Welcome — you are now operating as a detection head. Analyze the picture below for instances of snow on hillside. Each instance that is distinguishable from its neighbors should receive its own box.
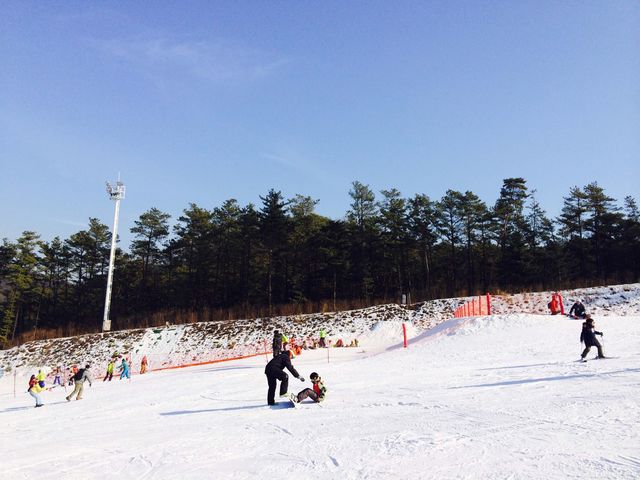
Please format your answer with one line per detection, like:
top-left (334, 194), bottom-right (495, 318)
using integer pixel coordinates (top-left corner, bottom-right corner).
top-left (1, 284), bottom-right (640, 381)
top-left (1, 295), bottom-right (638, 478)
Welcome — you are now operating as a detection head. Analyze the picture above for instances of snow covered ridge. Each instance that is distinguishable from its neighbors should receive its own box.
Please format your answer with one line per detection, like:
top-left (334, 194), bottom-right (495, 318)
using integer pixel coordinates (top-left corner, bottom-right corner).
top-left (1, 283), bottom-right (639, 375)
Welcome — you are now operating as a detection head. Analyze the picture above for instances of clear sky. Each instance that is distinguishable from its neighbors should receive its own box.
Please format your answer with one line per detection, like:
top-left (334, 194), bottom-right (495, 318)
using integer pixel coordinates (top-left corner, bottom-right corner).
top-left (1, 1), bottom-right (639, 247)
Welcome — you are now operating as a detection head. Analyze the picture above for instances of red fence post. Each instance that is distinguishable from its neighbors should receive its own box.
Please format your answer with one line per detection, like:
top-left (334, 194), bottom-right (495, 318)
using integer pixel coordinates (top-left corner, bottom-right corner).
top-left (487, 293), bottom-right (491, 315)
top-left (403, 323), bottom-right (408, 348)
top-left (472, 298), bottom-right (476, 315)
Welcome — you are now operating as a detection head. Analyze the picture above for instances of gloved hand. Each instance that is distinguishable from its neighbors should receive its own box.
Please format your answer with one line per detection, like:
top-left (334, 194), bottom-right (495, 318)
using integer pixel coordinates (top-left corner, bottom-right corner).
top-left (299, 376), bottom-right (305, 382)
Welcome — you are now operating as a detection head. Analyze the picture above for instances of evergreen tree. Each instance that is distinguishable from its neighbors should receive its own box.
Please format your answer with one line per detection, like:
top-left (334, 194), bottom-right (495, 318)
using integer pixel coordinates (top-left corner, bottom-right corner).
top-left (378, 188), bottom-right (409, 300)
top-left (407, 194), bottom-right (438, 298)
top-left (346, 181), bottom-right (378, 301)
top-left (0, 232), bottom-right (41, 345)
top-left (493, 178), bottom-right (529, 288)
top-left (258, 189), bottom-right (290, 312)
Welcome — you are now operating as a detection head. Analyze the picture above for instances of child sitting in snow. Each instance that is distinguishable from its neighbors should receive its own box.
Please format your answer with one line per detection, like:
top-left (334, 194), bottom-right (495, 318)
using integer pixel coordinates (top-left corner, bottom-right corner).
top-left (290, 372), bottom-right (327, 404)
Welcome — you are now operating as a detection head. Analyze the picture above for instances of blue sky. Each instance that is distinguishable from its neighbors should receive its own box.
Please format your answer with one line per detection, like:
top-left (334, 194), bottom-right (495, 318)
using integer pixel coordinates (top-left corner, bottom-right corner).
top-left (1, 1), bottom-right (639, 247)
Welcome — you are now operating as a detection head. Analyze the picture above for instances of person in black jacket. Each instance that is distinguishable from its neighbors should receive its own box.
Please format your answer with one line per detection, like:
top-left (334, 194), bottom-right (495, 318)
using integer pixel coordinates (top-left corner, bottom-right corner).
top-left (579, 316), bottom-right (605, 360)
top-left (569, 300), bottom-right (587, 319)
top-left (265, 343), bottom-right (304, 405)
top-left (272, 330), bottom-right (282, 358)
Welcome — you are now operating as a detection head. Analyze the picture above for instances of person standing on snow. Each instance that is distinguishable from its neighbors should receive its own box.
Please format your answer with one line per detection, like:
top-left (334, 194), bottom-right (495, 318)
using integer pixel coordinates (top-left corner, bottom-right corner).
top-left (264, 343), bottom-right (304, 405)
top-left (580, 316), bottom-right (605, 361)
top-left (28, 374), bottom-right (44, 407)
top-left (103, 360), bottom-right (115, 382)
top-left (272, 330), bottom-right (282, 358)
top-left (140, 355), bottom-right (148, 374)
top-left (36, 369), bottom-right (46, 389)
top-left (66, 364), bottom-right (93, 401)
top-left (290, 372), bottom-right (327, 404)
top-left (52, 366), bottom-right (62, 387)
top-left (319, 329), bottom-right (327, 348)
top-left (119, 357), bottom-right (130, 380)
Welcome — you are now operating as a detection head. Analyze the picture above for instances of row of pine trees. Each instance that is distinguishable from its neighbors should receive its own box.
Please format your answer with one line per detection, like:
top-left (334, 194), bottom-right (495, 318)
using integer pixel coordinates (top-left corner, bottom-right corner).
top-left (1, 178), bottom-right (639, 347)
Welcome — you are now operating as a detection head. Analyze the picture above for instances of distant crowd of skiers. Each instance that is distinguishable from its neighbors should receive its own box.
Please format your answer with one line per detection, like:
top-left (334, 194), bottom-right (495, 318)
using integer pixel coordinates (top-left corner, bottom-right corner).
top-left (26, 353), bottom-right (147, 407)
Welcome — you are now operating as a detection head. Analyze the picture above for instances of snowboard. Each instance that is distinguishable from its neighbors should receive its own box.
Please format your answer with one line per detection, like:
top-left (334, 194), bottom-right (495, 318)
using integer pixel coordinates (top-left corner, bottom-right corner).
top-left (289, 393), bottom-right (299, 408)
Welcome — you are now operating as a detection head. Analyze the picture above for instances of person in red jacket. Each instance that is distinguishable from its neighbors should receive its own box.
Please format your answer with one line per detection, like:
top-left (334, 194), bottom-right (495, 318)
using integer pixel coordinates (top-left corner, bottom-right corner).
top-left (548, 295), bottom-right (560, 315)
top-left (290, 372), bottom-right (327, 404)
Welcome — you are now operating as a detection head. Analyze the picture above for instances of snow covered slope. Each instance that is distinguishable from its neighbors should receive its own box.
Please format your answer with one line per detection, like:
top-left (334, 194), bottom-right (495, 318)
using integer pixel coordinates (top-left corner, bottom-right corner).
top-left (2, 283), bottom-right (639, 378)
top-left (1, 309), bottom-right (639, 479)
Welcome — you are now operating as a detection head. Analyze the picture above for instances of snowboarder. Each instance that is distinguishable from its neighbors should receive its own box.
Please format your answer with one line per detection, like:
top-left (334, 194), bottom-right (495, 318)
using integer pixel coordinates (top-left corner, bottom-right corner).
top-left (580, 316), bottom-right (605, 361)
top-left (290, 372), bottom-right (327, 405)
top-left (569, 300), bottom-right (586, 319)
top-left (119, 357), bottom-right (130, 380)
top-left (140, 355), bottom-right (148, 374)
top-left (66, 364), bottom-right (93, 401)
top-left (272, 330), bottom-right (282, 358)
top-left (28, 374), bottom-right (44, 408)
top-left (103, 360), bottom-right (115, 382)
top-left (264, 343), bottom-right (304, 405)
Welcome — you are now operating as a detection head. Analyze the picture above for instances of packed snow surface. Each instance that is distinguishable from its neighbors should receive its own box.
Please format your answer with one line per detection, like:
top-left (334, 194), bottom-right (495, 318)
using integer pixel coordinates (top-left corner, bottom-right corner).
top-left (1, 312), bottom-right (639, 479)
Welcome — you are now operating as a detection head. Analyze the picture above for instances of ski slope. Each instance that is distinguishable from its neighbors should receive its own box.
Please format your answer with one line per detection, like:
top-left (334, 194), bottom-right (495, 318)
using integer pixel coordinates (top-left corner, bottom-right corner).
top-left (1, 313), bottom-right (639, 479)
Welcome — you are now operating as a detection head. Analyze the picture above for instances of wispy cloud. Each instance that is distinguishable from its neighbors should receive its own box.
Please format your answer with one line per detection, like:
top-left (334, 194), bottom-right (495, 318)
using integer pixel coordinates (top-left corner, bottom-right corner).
top-left (261, 151), bottom-right (333, 185)
top-left (53, 218), bottom-right (88, 228)
top-left (90, 36), bottom-right (289, 84)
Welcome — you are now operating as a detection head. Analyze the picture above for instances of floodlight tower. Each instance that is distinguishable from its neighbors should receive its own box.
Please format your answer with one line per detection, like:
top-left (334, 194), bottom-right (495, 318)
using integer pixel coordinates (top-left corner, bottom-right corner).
top-left (102, 176), bottom-right (125, 332)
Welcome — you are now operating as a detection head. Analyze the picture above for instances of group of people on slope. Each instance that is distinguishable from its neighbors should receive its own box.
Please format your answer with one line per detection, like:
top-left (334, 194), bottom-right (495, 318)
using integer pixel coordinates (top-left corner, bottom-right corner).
top-left (103, 356), bottom-right (133, 382)
top-left (25, 354), bottom-right (139, 407)
top-left (27, 363), bottom-right (94, 407)
top-left (548, 295), bottom-right (608, 361)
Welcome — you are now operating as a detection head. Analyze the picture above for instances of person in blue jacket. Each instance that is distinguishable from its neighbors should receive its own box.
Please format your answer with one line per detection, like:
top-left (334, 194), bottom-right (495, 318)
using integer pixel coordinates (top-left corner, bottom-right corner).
top-left (119, 357), bottom-right (130, 379)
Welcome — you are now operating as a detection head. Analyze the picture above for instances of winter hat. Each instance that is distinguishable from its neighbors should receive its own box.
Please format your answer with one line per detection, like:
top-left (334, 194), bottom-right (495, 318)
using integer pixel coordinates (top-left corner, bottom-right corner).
top-left (310, 372), bottom-right (319, 380)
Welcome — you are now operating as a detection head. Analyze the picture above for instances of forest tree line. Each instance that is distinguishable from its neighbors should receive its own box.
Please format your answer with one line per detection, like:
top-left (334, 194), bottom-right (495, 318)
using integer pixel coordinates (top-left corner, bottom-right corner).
top-left (1, 177), bottom-right (639, 348)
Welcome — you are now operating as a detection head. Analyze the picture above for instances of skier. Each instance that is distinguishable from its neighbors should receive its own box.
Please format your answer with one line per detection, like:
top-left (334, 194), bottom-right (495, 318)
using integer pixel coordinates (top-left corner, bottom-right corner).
top-left (28, 374), bottom-right (44, 408)
top-left (119, 357), bottom-right (130, 380)
top-left (290, 372), bottom-right (327, 405)
top-left (319, 329), bottom-right (327, 348)
top-left (68, 365), bottom-right (78, 386)
top-left (66, 364), bottom-right (93, 401)
top-left (272, 330), bottom-right (282, 358)
top-left (52, 366), bottom-right (62, 387)
top-left (103, 360), bottom-right (115, 382)
top-left (140, 355), bottom-right (148, 374)
top-left (580, 316), bottom-right (605, 361)
top-left (36, 369), bottom-right (46, 389)
top-left (569, 300), bottom-right (586, 319)
top-left (264, 343), bottom-right (304, 405)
